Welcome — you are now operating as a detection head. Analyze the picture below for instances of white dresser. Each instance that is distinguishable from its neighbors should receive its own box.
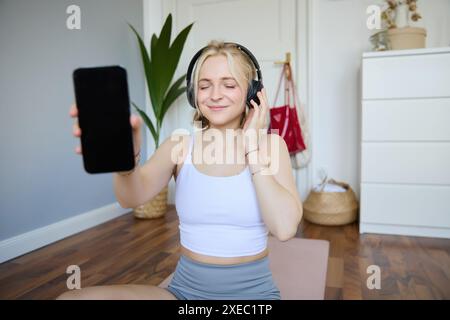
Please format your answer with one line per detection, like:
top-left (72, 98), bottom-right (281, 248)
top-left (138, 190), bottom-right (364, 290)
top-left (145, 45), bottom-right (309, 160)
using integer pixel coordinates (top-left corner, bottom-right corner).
top-left (360, 47), bottom-right (450, 239)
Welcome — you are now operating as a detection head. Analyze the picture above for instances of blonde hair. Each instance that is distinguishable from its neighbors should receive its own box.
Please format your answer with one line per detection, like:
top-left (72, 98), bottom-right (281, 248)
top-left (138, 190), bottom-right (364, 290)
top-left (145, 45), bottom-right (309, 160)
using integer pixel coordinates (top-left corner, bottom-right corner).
top-left (190, 40), bottom-right (257, 130)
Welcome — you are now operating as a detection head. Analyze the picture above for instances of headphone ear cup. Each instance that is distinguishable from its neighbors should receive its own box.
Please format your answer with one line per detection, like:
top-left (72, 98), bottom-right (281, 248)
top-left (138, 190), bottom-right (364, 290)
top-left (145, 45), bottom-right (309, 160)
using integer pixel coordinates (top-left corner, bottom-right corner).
top-left (247, 80), bottom-right (264, 108)
top-left (187, 85), bottom-right (196, 108)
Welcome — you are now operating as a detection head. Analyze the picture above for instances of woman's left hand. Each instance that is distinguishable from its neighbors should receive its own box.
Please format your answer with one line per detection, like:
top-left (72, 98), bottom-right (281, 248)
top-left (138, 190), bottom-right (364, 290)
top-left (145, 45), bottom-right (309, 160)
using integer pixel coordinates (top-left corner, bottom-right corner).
top-left (242, 88), bottom-right (269, 153)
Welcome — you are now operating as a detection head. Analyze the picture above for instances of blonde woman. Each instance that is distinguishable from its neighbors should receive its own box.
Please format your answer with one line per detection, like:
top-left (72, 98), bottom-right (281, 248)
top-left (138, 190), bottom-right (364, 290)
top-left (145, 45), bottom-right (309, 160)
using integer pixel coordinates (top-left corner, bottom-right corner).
top-left (60, 41), bottom-right (303, 300)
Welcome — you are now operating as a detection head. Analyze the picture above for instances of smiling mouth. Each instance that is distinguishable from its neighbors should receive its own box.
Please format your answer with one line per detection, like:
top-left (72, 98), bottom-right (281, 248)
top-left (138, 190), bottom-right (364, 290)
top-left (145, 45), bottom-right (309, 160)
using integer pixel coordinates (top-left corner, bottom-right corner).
top-left (208, 105), bottom-right (228, 110)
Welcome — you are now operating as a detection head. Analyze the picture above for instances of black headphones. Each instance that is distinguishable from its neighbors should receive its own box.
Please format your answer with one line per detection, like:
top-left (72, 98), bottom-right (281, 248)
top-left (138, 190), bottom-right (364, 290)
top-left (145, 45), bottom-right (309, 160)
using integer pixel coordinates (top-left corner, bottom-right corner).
top-left (186, 42), bottom-right (264, 109)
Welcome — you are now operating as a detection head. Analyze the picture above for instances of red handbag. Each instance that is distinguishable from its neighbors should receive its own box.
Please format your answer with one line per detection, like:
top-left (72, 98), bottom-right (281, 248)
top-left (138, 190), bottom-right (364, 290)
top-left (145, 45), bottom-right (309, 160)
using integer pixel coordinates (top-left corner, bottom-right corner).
top-left (268, 63), bottom-right (306, 155)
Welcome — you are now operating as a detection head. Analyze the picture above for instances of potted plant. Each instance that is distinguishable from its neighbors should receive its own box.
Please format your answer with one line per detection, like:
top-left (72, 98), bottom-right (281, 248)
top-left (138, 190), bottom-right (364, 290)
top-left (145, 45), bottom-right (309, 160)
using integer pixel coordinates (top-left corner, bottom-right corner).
top-left (381, 0), bottom-right (426, 50)
top-left (128, 14), bottom-right (193, 219)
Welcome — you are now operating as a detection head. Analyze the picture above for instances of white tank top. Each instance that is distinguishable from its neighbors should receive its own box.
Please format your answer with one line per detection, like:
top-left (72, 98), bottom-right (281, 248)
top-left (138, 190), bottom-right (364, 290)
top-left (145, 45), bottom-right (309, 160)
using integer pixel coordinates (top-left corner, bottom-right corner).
top-left (175, 133), bottom-right (268, 257)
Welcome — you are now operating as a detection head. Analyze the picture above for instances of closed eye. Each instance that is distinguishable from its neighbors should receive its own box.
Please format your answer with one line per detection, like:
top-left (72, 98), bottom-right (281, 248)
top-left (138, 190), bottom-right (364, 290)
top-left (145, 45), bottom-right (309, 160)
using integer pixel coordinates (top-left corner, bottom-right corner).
top-left (199, 85), bottom-right (236, 90)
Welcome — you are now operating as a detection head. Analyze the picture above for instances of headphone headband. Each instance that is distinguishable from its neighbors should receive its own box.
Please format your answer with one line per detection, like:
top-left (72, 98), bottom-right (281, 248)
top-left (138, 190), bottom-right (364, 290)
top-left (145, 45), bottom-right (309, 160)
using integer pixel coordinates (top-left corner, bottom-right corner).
top-left (185, 42), bottom-right (263, 108)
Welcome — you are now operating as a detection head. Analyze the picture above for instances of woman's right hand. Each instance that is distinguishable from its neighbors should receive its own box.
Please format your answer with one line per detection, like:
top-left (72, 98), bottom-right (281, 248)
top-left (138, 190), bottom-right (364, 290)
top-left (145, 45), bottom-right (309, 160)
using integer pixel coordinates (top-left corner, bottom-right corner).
top-left (69, 103), bottom-right (143, 159)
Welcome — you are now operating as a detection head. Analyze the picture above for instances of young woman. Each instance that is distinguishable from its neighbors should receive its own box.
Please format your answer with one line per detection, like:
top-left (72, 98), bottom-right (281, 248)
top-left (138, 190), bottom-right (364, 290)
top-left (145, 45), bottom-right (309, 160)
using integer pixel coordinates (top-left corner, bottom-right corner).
top-left (59, 41), bottom-right (303, 300)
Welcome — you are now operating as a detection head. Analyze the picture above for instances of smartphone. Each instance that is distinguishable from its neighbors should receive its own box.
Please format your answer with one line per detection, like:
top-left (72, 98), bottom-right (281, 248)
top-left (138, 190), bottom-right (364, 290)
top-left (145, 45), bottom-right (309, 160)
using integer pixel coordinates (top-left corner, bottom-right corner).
top-left (72, 66), bottom-right (135, 174)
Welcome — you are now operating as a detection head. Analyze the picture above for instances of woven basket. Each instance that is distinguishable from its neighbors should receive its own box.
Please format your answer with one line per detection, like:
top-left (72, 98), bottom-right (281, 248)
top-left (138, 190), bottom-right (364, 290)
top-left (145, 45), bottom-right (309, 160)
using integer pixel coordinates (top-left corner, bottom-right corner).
top-left (133, 186), bottom-right (169, 219)
top-left (303, 179), bottom-right (359, 226)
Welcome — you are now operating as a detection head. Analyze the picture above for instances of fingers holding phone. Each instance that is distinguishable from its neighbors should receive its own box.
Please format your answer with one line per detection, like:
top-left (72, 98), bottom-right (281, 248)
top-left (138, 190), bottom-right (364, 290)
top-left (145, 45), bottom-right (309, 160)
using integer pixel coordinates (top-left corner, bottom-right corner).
top-left (70, 103), bottom-right (82, 154)
top-left (70, 103), bottom-right (141, 157)
top-left (72, 65), bottom-right (137, 174)
top-left (129, 113), bottom-right (142, 156)
top-left (69, 102), bottom-right (142, 168)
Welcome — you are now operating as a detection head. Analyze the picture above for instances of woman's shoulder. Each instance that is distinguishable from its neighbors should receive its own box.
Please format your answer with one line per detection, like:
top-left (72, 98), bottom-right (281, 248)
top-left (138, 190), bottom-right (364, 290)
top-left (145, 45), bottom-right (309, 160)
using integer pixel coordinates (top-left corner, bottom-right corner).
top-left (263, 133), bottom-right (288, 152)
top-left (159, 132), bottom-right (192, 177)
top-left (259, 133), bottom-right (281, 152)
top-left (159, 132), bottom-right (191, 158)
top-left (160, 131), bottom-right (191, 149)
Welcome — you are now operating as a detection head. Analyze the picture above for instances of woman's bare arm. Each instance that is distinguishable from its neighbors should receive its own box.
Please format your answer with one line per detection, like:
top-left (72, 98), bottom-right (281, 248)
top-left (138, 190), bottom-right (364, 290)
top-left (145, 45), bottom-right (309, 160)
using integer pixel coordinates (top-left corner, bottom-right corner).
top-left (113, 134), bottom-right (188, 208)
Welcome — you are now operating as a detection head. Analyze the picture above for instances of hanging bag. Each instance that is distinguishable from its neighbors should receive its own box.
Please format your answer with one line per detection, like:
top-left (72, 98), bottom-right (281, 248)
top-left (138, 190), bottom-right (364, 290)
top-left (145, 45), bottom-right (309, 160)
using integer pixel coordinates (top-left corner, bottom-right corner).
top-left (268, 63), bottom-right (311, 168)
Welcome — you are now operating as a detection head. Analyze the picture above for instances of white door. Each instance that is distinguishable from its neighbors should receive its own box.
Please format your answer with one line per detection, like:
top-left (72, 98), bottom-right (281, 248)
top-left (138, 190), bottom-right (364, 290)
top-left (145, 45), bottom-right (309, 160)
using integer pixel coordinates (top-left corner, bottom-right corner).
top-left (158, 0), bottom-right (310, 202)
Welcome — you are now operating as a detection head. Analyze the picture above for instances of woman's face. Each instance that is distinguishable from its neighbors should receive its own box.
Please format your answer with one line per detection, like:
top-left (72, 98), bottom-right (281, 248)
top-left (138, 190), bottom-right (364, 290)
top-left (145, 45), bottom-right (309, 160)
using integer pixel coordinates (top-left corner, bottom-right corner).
top-left (196, 55), bottom-right (246, 129)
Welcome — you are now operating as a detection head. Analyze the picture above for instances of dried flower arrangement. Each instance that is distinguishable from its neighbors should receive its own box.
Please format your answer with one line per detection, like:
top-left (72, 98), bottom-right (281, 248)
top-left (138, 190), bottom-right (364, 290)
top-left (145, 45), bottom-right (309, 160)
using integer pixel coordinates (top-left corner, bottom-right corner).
top-left (381, 0), bottom-right (422, 29)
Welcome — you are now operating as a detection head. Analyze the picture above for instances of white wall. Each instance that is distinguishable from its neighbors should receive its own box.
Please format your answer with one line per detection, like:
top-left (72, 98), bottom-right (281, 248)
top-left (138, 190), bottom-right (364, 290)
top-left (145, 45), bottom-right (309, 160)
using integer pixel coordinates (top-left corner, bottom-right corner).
top-left (309, 0), bottom-right (450, 198)
top-left (0, 0), bottom-right (144, 261)
top-left (144, 0), bottom-right (450, 201)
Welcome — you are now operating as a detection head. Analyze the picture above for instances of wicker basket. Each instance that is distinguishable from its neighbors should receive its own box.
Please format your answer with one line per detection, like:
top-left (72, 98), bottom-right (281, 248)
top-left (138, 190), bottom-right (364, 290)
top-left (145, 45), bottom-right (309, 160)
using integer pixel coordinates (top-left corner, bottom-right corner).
top-left (303, 179), bottom-right (359, 226)
top-left (133, 186), bottom-right (169, 219)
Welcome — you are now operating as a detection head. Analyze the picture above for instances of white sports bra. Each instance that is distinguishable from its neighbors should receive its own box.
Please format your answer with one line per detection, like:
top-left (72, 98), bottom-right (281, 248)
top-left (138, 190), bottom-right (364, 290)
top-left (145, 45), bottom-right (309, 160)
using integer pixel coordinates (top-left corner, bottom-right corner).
top-left (175, 133), bottom-right (268, 257)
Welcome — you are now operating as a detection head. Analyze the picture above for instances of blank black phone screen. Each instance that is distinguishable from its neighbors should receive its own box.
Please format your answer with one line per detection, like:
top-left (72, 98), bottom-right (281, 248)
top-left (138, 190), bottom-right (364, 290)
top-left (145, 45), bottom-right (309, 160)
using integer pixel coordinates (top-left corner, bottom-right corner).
top-left (73, 66), bottom-right (135, 174)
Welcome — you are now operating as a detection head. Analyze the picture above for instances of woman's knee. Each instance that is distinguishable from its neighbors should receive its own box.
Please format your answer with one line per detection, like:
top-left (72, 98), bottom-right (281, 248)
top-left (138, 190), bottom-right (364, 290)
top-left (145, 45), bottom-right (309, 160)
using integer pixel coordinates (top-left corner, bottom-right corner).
top-left (56, 289), bottom-right (84, 300)
top-left (55, 285), bottom-right (177, 300)
top-left (56, 286), bottom-right (109, 300)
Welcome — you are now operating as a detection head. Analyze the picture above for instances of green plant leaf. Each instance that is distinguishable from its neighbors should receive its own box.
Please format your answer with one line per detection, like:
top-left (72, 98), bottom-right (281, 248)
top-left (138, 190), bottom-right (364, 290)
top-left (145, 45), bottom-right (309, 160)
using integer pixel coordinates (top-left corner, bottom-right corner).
top-left (155, 17), bottom-right (193, 121)
top-left (151, 14), bottom-right (174, 119)
top-left (155, 14), bottom-right (173, 96)
top-left (151, 34), bottom-right (158, 61)
top-left (132, 102), bottom-right (158, 144)
top-left (158, 13), bottom-right (172, 53)
top-left (161, 74), bottom-right (186, 120)
top-left (128, 23), bottom-right (151, 83)
top-left (148, 33), bottom-right (162, 119)
top-left (150, 34), bottom-right (162, 110)
top-left (128, 23), bottom-right (160, 129)
top-left (164, 22), bottom-right (194, 104)
top-left (163, 87), bottom-right (186, 124)
top-left (128, 16), bottom-right (194, 148)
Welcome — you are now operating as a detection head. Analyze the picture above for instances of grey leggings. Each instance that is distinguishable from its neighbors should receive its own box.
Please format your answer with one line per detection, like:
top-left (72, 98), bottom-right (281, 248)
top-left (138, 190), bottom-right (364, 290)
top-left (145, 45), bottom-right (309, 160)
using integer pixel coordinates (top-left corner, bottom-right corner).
top-left (167, 254), bottom-right (281, 300)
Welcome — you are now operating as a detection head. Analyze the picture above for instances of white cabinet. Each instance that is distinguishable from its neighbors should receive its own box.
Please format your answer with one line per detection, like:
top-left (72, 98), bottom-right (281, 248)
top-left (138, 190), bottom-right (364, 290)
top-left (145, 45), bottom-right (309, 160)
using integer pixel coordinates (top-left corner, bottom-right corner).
top-left (360, 47), bottom-right (450, 239)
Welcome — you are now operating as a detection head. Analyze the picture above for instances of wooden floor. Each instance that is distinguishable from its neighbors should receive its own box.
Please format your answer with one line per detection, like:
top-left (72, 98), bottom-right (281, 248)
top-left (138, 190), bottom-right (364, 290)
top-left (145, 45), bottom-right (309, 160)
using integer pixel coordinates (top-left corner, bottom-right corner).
top-left (0, 205), bottom-right (449, 299)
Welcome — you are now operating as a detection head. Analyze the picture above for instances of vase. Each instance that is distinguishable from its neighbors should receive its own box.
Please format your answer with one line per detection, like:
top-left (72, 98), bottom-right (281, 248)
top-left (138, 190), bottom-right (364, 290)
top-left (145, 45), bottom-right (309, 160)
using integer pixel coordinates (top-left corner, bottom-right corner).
top-left (395, 3), bottom-right (410, 28)
top-left (387, 27), bottom-right (427, 50)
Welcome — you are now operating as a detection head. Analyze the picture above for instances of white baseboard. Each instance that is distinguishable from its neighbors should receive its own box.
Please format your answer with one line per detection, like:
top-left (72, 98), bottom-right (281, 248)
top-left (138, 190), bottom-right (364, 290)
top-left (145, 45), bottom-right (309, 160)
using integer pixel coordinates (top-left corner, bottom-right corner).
top-left (360, 222), bottom-right (450, 239)
top-left (0, 203), bottom-right (130, 264)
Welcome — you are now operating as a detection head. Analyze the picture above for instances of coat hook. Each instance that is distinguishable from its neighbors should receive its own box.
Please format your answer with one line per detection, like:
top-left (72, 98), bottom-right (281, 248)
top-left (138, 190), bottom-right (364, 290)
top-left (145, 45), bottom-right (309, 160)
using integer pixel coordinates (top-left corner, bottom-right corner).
top-left (274, 52), bottom-right (291, 65)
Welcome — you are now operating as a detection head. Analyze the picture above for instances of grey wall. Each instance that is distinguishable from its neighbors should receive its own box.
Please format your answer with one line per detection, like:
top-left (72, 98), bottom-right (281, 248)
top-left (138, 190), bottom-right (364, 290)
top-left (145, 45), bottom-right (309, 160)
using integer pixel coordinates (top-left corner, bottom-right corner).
top-left (0, 0), bottom-right (145, 241)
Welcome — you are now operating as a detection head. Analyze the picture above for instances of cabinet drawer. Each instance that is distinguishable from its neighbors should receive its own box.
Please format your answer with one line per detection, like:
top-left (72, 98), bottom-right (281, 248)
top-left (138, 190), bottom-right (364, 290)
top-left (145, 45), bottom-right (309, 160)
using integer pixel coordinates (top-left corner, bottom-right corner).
top-left (362, 98), bottom-right (450, 141)
top-left (361, 142), bottom-right (450, 184)
top-left (363, 52), bottom-right (450, 99)
top-left (360, 183), bottom-right (450, 228)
